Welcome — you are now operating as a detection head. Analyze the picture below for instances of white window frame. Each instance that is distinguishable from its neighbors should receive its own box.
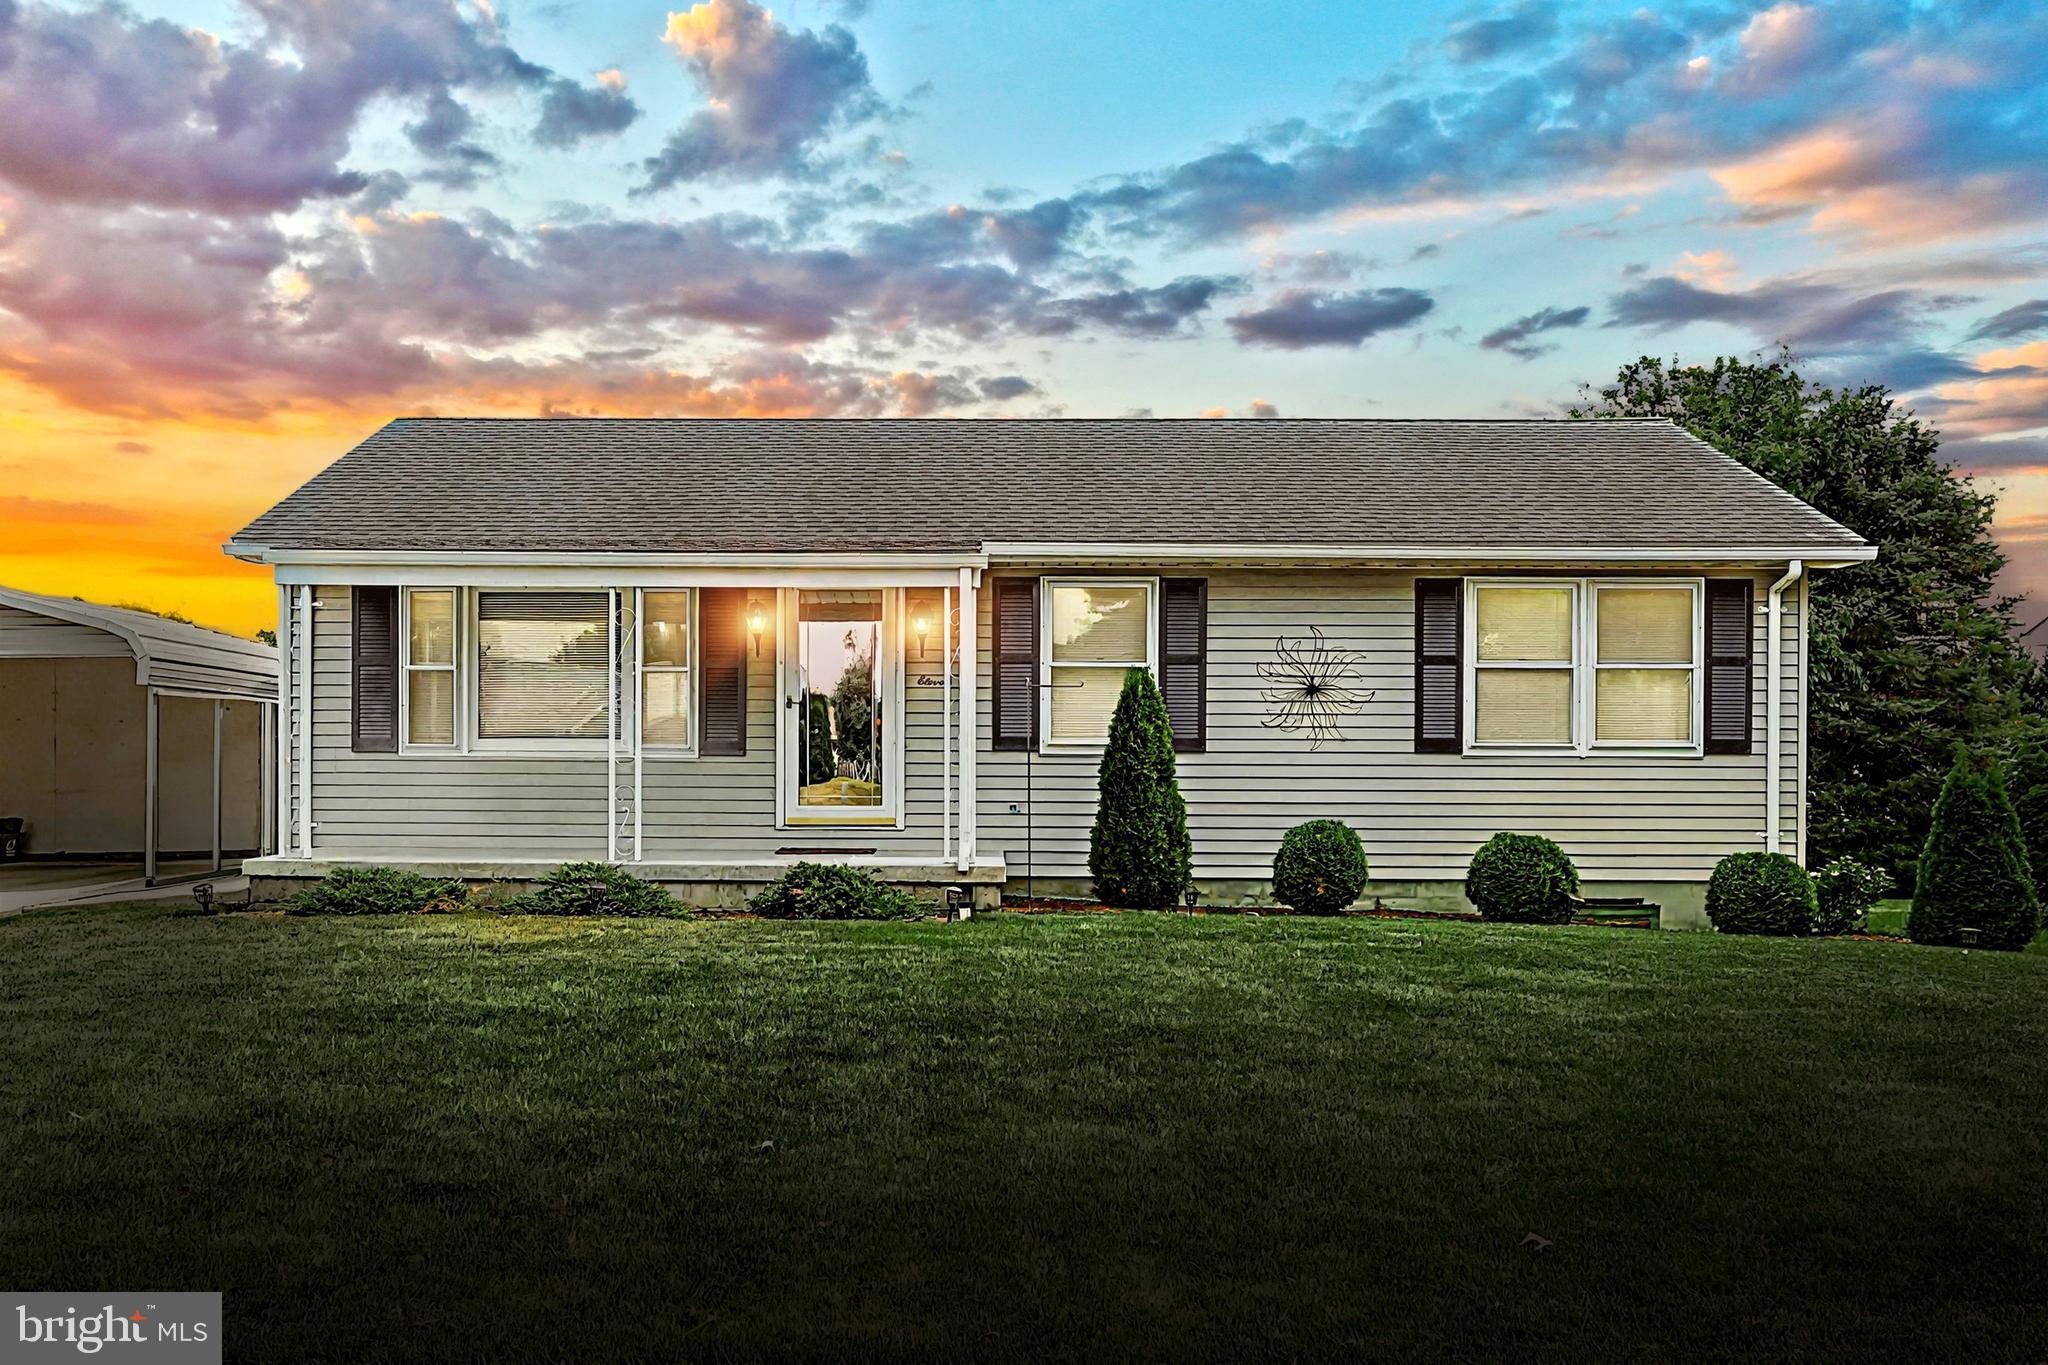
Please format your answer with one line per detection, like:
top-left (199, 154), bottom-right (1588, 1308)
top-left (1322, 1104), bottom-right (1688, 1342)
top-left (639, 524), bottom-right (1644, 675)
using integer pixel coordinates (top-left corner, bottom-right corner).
top-left (1463, 577), bottom-right (1704, 757)
top-left (398, 586), bottom-right (463, 753)
top-left (1039, 576), bottom-right (1160, 753)
top-left (468, 587), bottom-right (616, 754)
top-left (636, 588), bottom-right (699, 757)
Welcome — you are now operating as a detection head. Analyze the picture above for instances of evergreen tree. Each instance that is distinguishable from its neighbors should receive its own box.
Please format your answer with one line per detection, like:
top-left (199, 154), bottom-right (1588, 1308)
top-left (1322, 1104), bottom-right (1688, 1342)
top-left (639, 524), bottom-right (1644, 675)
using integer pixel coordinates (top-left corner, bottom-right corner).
top-left (1573, 352), bottom-right (2036, 882)
top-left (1088, 669), bottom-right (1193, 908)
top-left (1909, 751), bottom-right (2041, 950)
top-left (2006, 736), bottom-right (2048, 900)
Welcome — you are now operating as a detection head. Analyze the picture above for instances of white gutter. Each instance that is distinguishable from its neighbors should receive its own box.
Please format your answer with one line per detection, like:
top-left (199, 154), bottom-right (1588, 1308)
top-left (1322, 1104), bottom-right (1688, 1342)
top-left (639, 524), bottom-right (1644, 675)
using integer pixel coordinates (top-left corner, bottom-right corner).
top-left (982, 542), bottom-right (1876, 565)
top-left (1765, 560), bottom-right (1803, 856)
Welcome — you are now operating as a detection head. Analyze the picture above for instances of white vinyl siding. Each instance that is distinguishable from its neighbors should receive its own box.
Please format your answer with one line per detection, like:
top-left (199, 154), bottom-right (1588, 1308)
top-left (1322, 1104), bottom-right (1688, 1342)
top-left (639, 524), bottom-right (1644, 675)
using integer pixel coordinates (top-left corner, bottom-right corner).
top-left (976, 567), bottom-right (1801, 885)
top-left (289, 568), bottom-right (1804, 883)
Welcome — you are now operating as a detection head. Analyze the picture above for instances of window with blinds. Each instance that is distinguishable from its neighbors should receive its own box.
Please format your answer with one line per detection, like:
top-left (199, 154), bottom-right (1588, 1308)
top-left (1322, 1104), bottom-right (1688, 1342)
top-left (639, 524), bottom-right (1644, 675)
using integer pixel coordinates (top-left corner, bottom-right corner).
top-left (1473, 584), bottom-right (1575, 745)
top-left (640, 589), bottom-right (692, 748)
top-left (1467, 579), bottom-right (1703, 751)
top-left (1593, 586), bottom-right (1696, 744)
top-left (476, 591), bottom-right (611, 741)
top-left (403, 588), bottom-right (457, 747)
top-left (1042, 579), bottom-right (1154, 744)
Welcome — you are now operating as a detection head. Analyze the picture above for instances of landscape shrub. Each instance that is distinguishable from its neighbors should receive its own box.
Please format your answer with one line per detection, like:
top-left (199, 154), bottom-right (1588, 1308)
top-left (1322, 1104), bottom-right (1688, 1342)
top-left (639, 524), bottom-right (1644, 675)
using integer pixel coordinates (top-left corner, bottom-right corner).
top-left (747, 862), bottom-right (926, 920)
top-left (1464, 833), bottom-right (1579, 924)
top-left (1706, 852), bottom-right (1817, 936)
top-left (1088, 668), bottom-right (1193, 909)
top-left (508, 862), bottom-right (684, 918)
top-left (1909, 752), bottom-right (2041, 951)
top-left (1810, 856), bottom-right (1889, 936)
top-left (291, 865), bottom-right (467, 916)
top-left (1272, 820), bottom-right (1369, 915)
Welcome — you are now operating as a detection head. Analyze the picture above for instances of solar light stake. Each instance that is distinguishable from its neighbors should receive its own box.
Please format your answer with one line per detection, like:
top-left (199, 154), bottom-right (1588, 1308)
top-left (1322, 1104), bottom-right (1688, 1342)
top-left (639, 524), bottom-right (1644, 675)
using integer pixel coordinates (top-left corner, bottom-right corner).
top-left (1184, 886), bottom-right (1199, 909)
top-left (191, 883), bottom-right (215, 912)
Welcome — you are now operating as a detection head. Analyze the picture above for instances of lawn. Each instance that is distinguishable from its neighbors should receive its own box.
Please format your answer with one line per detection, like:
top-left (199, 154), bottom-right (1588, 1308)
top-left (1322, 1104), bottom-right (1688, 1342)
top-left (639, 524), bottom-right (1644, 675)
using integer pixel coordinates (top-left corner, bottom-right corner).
top-left (2, 907), bottom-right (2044, 1361)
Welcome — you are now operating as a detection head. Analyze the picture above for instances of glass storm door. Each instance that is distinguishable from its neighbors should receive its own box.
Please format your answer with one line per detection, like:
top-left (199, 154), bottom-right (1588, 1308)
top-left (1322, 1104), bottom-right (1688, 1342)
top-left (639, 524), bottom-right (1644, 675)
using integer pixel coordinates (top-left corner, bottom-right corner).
top-left (782, 589), bottom-right (898, 824)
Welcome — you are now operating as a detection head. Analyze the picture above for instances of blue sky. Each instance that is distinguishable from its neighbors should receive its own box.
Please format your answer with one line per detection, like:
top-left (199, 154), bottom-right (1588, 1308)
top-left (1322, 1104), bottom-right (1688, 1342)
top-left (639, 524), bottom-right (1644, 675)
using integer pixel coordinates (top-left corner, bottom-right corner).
top-left (3, 0), bottom-right (2047, 630)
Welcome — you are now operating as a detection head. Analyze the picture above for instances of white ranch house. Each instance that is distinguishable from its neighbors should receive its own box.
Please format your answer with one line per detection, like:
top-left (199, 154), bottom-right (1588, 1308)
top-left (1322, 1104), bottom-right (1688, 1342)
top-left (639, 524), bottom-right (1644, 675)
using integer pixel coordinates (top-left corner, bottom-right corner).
top-left (228, 418), bottom-right (1872, 926)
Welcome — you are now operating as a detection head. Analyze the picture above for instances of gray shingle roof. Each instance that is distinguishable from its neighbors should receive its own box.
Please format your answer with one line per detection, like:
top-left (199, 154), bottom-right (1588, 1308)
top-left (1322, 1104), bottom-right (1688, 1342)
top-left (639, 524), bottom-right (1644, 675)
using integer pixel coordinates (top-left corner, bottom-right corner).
top-left (231, 417), bottom-right (1865, 556)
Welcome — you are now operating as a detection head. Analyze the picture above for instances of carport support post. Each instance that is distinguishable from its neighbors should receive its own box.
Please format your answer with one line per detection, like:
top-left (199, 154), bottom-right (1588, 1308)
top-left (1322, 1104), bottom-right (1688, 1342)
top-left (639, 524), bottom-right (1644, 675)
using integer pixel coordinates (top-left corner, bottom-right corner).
top-left (211, 699), bottom-right (224, 874)
top-left (143, 687), bottom-right (160, 887)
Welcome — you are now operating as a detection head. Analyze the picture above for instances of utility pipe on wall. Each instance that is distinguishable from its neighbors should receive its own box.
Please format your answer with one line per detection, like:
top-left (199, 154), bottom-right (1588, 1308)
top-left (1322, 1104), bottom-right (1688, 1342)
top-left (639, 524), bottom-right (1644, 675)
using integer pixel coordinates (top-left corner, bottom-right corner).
top-left (1765, 560), bottom-right (1803, 855)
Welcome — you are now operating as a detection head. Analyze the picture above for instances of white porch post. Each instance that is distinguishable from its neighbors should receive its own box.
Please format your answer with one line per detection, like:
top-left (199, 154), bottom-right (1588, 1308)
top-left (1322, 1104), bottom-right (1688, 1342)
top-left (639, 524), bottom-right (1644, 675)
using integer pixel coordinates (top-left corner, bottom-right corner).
top-left (296, 584), bottom-right (313, 858)
top-left (275, 587), bottom-right (291, 856)
top-left (957, 567), bottom-right (977, 874)
top-left (143, 687), bottom-right (160, 886)
top-left (259, 701), bottom-right (276, 856)
top-left (941, 585), bottom-right (952, 866)
top-left (211, 699), bottom-right (225, 873)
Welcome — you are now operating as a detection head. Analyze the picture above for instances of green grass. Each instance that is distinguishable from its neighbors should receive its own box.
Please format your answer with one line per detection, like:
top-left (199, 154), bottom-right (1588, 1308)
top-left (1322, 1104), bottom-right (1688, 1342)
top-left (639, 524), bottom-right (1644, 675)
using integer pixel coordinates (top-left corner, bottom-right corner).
top-left (3, 906), bottom-right (2045, 1360)
top-left (1865, 897), bottom-right (2048, 950)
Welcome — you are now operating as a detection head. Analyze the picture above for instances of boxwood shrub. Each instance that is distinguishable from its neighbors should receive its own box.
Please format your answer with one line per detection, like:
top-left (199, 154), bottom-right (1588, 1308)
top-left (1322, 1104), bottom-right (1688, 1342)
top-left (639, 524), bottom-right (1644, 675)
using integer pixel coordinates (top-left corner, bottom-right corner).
top-left (1464, 833), bottom-right (1579, 924)
top-left (509, 861), bottom-right (684, 918)
top-left (1272, 820), bottom-right (1369, 915)
top-left (1705, 852), bottom-right (1816, 936)
top-left (291, 865), bottom-right (467, 916)
top-left (1810, 856), bottom-right (1889, 936)
top-left (748, 862), bottom-right (926, 920)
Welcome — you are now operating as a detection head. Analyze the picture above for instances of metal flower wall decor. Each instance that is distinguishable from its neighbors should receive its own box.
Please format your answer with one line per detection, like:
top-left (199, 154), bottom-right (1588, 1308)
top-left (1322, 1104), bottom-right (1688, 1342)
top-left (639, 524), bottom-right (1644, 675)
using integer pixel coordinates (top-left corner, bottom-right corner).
top-left (1257, 627), bottom-right (1375, 748)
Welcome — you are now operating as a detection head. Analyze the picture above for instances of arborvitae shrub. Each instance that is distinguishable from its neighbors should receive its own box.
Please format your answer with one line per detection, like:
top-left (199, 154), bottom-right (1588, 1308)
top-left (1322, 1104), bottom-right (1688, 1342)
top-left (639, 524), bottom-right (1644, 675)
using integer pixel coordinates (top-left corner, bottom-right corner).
top-left (1464, 833), bottom-right (1580, 924)
top-left (1273, 820), bottom-right (1370, 915)
top-left (510, 862), bottom-right (685, 918)
top-left (1810, 856), bottom-right (1889, 936)
top-left (1910, 753), bottom-right (2041, 951)
top-left (1088, 669), bottom-right (1193, 909)
top-left (747, 862), bottom-right (925, 920)
top-left (1706, 852), bottom-right (1817, 936)
top-left (291, 865), bottom-right (467, 915)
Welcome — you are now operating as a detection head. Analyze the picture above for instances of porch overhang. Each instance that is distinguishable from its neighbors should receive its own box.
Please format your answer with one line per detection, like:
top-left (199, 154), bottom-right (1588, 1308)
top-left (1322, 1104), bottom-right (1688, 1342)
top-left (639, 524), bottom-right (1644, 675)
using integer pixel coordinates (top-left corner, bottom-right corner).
top-left (223, 545), bottom-right (988, 589)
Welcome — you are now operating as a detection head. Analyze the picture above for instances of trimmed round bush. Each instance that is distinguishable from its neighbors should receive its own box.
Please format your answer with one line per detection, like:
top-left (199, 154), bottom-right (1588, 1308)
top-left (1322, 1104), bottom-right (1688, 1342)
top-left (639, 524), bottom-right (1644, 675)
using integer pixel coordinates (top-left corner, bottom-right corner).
top-left (748, 862), bottom-right (926, 920)
top-left (1272, 820), bottom-right (1369, 915)
top-left (1705, 851), bottom-right (1816, 936)
top-left (1810, 856), bottom-right (1889, 936)
top-left (291, 865), bottom-right (467, 916)
top-left (511, 861), bottom-right (683, 918)
top-left (1464, 833), bottom-right (1579, 924)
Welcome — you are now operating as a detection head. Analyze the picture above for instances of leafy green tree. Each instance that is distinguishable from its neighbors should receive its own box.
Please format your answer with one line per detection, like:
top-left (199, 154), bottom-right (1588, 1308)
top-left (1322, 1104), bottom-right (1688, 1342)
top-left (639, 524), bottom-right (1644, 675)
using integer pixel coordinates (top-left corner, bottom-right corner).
top-left (1908, 750), bottom-right (2040, 950)
top-left (1573, 352), bottom-right (2036, 881)
top-left (1089, 669), bottom-right (1193, 908)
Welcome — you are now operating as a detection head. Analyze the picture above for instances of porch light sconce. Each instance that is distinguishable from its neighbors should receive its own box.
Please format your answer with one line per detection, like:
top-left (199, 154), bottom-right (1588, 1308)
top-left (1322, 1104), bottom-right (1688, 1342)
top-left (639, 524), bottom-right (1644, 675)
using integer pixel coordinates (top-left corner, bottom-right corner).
top-left (747, 601), bottom-right (768, 658)
top-left (912, 612), bottom-right (933, 659)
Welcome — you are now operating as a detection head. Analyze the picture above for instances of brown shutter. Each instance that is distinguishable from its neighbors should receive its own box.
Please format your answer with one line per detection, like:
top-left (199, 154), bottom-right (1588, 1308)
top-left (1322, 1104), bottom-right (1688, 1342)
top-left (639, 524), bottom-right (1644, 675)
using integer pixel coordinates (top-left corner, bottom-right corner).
top-left (700, 587), bottom-right (749, 756)
top-left (1161, 578), bottom-right (1207, 753)
top-left (1703, 578), bottom-right (1754, 755)
top-left (1413, 578), bottom-right (1462, 753)
top-left (991, 576), bottom-right (1039, 751)
top-left (351, 586), bottom-right (398, 753)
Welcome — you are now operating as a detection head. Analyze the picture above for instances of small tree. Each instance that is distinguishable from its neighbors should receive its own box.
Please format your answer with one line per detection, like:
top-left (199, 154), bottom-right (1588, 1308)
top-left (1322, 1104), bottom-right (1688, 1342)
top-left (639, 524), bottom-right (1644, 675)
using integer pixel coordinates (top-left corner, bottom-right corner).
top-left (1909, 752), bottom-right (2041, 950)
top-left (1089, 668), bottom-right (1192, 908)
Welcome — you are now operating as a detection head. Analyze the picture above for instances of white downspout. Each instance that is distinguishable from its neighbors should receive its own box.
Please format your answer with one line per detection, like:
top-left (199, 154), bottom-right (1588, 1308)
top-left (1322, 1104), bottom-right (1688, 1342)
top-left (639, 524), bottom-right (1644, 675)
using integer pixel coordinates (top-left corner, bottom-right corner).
top-left (1765, 560), bottom-right (1803, 856)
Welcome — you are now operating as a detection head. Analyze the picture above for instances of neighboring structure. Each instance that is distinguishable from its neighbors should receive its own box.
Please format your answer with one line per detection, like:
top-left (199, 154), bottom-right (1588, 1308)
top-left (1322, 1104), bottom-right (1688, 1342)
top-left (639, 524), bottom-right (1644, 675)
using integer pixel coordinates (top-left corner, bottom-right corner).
top-left (0, 587), bottom-right (279, 882)
top-left (227, 418), bottom-right (1872, 925)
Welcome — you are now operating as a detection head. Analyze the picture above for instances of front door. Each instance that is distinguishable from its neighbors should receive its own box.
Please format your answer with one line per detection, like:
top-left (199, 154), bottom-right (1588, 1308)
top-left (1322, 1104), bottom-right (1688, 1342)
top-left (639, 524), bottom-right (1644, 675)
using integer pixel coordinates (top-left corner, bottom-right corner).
top-left (779, 589), bottom-right (900, 825)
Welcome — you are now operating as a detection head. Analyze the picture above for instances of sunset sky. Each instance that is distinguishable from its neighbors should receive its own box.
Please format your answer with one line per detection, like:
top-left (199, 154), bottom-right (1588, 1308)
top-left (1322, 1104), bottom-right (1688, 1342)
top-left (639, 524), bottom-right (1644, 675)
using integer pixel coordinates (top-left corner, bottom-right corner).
top-left (5, 0), bottom-right (2048, 636)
